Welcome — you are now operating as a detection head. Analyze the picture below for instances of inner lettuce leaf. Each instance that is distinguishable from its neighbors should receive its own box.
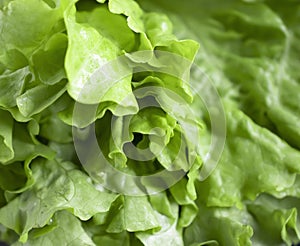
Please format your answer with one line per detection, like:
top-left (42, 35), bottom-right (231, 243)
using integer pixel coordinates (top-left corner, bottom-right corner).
top-left (64, 1), bottom-right (138, 111)
top-left (75, 2), bottom-right (137, 51)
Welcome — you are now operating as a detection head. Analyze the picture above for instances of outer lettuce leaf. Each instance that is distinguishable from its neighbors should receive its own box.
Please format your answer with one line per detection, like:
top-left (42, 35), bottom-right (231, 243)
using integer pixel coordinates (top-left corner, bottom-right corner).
top-left (39, 113), bottom-right (72, 144)
top-left (0, 67), bottom-right (29, 108)
top-left (0, 121), bottom-right (56, 197)
top-left (6, 122), bottom-right (55, 165)
top-left (0, 163), bottom-right (27, 192)
top-left (169, 177), bottom-right (198, 228)
top-left (13, 211), bottom-right (95, 246)
top-left (0, 110), bottom-right (14, 163)
top-left (184, 200), bottom-right (253, 246)
top-left (91, 231), bottom-right (131, 246)
top-left (198, 107), bottom-right (300, 208)
top-left (136, 208), bottom-right (183, 246)
top-left (85, 191), bottom-right (186, 246)
top-left (16, 80), bottom-right (67, 118)
top-left (106, 196), bottom-right (160, 233)
top-left (32, 33), bottom-right (68, 85)
top-left (135, 184), bottom-right (199, 245)
top-left (82, 222), bottom-right (143, 246)
top-left (0, 0), bottom-right (62, 60)
top-left (0, 159), bottom-right (118, 242)
top-left (185, 189), bottom-right (300, 246)
top-left (39, 99), bottom-right (73, 144)
top-left (246, 194), bottom-right (300, 246)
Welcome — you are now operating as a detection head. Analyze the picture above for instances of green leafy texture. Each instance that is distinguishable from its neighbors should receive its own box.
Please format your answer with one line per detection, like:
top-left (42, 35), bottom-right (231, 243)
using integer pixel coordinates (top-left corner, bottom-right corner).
top-left (71, 113), bottom-right (147, 194)
top-left (16, 80), bottom-right (67, 117)
top-left (82, 220), bottom-right (144, 246)
top-left (136, 192), bottom-right (184, 246)
top-left (153, 127), bottom-right (190, 172)
top-left (214, 1), bottom-right (300, 149)
top-left (85, 192), bottom-right (184, 246)
top-left (108, 0), bottom-right (145, 33)
top-left (0, 159), bottom-right (118, 242)
top-left (0, 224), bottom-right (19, 246)
top-left (0, 62), bottom-right (5, 74)
top-left (155, 39), bottom-right (199, 102)
top-left (13, 211), bottom-right (95, 246)
top-left (184, 209), bottom-right (253, 246)
top-left (109, 107), bottom-right (177, 168)
top-left (2, 121), bottom-right (56, 196)
top-left (0, 110), bottom-right (14, 162)
top-left (130, 108), bottom-right (176, 143)
top-left (0, 0), bottom-right (62, 59)
top-left (138, 0), bottom-right (300, 150)
top-left (185, 187), bottom-right (300, 245)
top-left (198, 108), bottom-right (300, 208)
top-left (169, 177), bottom-right (198, 228)
top-left (0, 49), bottom-right (28, 71)
top-left (6, 122), bottom-right (55, 165)
top-left (93, 231), bottom-right (131, 246)
top-left (58, 96), bottom-right (136, 128)
top-left (40, 116), bottom-right (72, 143)
top-left (132, 87), bottom-right (203, 168)
top-left (184, 186), bottom-right (254, 246)
top-left (108, 0), bottom-right (153, 55)
top-left (32, 33), bottom-right (68, 85)
top-left (0, 162), bottom-right (27, 192)
top-left (142, 12), bottom-right (175, 47)
top-left (1, 0), bottom-right (299, 245)
top-left (130, 41), bottom-right (199, 102)
top-left (76, 4), bottom-right (137, 51)
top-left (64, 2), bottom-right (138, 116)
top-left (48, 142), bottom-right (76, 162)
top-left (0, 67), bottom-right (29, 108)
top-left (39, 110), bottom-right (73, 144)
top-left (106, 195), bottom-right (160, 233)
top-left (0, 189), bottom-right (5, 207)
top-left (246, 194), bottom-right (300, 246)
top-left (136, 210), bottom-right (183, 246)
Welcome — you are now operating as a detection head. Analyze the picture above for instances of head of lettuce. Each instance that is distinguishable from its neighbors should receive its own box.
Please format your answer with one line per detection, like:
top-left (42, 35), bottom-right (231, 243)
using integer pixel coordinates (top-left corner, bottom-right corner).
top-left (0, 0), bottom-right (300, 245)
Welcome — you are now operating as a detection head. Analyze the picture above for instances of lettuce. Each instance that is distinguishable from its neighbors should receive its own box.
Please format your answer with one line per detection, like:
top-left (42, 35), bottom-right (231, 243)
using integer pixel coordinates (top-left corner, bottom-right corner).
top-left (0, 0), bottom-right (300, 245)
